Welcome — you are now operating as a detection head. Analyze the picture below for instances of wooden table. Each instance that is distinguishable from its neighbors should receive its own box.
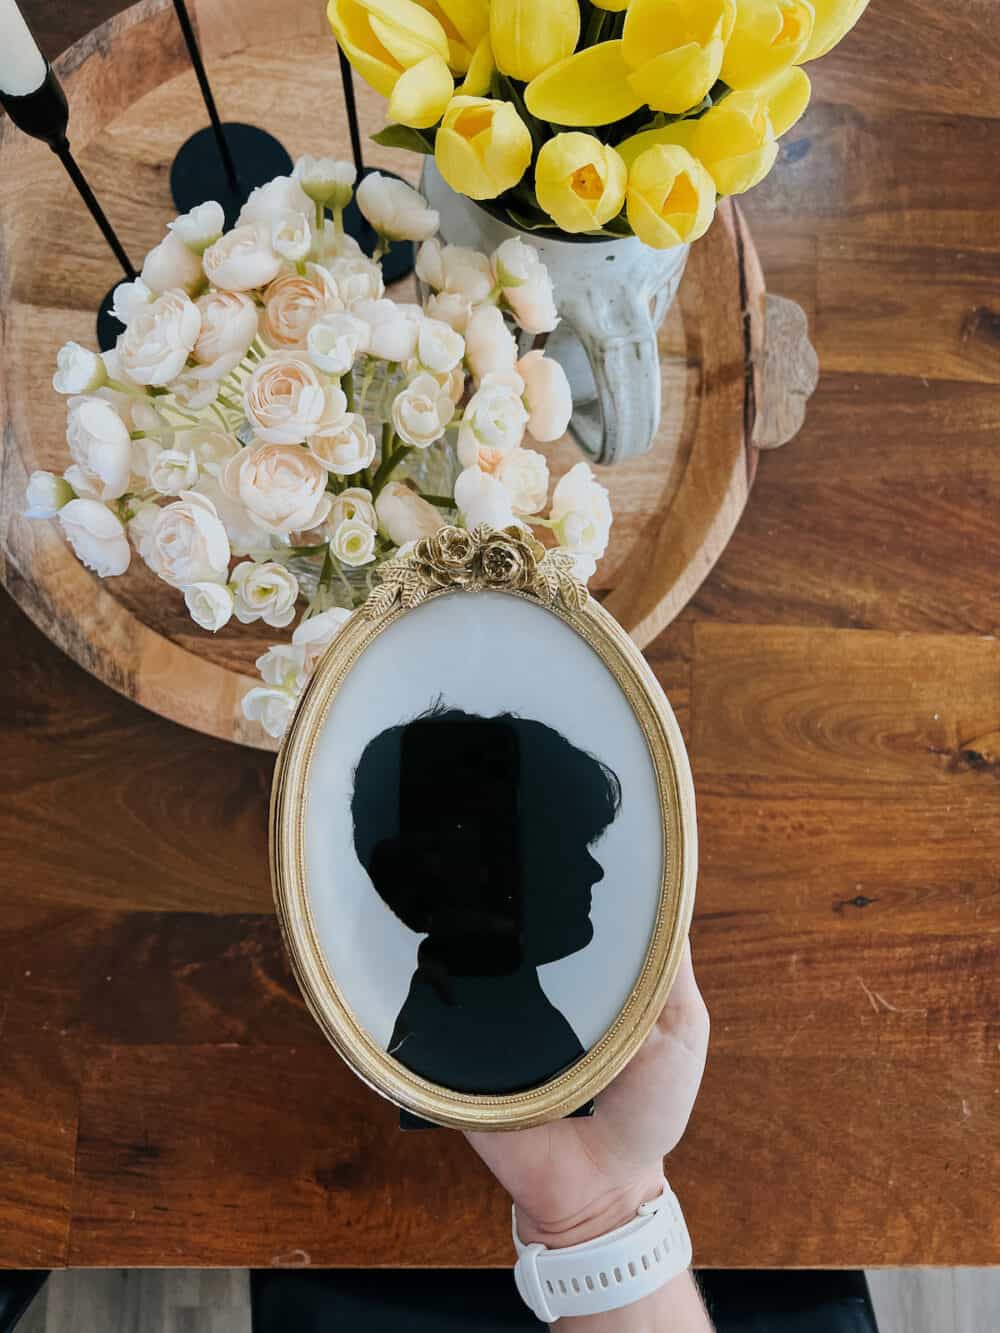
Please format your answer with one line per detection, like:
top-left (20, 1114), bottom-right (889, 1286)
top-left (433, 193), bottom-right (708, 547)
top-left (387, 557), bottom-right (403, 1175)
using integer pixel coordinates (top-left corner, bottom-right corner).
top-left (2, 0), bottom-right (998, 1272)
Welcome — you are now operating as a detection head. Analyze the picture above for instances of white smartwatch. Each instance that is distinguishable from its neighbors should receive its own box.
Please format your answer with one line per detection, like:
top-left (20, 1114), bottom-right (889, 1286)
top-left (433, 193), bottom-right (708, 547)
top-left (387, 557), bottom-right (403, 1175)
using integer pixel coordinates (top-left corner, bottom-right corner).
top-left (513, 1181), bottom-right (692, 1324)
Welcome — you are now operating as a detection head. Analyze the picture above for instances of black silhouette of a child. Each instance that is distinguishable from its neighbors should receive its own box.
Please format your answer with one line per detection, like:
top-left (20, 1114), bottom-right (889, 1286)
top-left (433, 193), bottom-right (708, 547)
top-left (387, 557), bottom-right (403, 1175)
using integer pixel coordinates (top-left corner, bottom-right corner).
top-left (351, 706), bottom-right (622, 1094)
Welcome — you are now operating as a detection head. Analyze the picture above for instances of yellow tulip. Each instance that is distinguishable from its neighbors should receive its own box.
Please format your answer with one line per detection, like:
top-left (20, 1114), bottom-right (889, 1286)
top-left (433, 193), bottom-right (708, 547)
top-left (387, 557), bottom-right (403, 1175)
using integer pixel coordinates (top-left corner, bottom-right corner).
top-left (525, 41), bottom-right (644, 126)
top-left (534, 133), bottom-right (628, 234)
top-left (458, 33), bottom-right (494, 94)
top-left (622, 0), bottom-right (736, 115)
top-left (626, 145), bottom-right (716, 248)
top-left (423, 0), bottom-right (489, 74)
top-left (329, 0), bottom-right (454, 127)
top-left (721, 0), bottom-right (814, 90)
top-left (591, 0), bottom-right (629, 9)
top-left (799, 0), bottom-right (868, 61)
top-left (490, 0), bottom-right (580, 83)
top-left (619, 66), bottom-right (810, 195)
top-left (435, 95), bottom-right (533, 199)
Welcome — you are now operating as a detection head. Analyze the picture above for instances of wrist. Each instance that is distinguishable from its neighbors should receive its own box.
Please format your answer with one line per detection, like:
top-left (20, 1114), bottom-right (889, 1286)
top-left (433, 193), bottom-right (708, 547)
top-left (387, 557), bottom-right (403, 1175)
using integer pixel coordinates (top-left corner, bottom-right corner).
top-left (514, 1172), bottom-right (668, 1250)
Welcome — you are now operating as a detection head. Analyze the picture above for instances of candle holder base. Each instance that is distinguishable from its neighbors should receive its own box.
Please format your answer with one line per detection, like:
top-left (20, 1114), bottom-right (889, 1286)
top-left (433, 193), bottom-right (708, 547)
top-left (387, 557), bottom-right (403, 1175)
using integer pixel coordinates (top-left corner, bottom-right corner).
top-left (170, 122), bottom-right (293, 229)
top-left (96, 280), bottom-right (130, 352)
top-left (343, 167), bottom-right (415, 286)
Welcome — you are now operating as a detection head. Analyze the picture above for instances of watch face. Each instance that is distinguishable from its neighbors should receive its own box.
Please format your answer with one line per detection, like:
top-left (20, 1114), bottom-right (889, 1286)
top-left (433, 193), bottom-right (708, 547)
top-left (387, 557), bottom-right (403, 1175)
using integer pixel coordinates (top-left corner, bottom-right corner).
top-left (273, 587), bottom-right (695, 1129)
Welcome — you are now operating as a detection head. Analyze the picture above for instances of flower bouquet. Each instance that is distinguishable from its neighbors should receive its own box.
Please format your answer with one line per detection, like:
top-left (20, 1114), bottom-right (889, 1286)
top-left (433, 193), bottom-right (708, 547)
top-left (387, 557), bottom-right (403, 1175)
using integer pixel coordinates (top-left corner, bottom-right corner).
top-left (330, 0), bottom-right (868, 246)
top-left (24, 160), bottom-right (610, 739)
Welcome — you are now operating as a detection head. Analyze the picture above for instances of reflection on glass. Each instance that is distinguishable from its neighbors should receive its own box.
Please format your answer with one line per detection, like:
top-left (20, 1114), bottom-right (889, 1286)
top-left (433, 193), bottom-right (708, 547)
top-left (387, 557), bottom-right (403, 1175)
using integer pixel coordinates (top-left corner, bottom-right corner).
top-left (351, 705), bottom-right (622, 1093)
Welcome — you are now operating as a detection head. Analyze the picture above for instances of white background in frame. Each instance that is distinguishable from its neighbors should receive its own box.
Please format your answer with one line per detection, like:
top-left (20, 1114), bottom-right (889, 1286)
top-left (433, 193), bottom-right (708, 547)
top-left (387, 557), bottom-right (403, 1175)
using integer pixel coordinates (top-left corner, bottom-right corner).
top-left (304, 591), bottom-right (665, 1068)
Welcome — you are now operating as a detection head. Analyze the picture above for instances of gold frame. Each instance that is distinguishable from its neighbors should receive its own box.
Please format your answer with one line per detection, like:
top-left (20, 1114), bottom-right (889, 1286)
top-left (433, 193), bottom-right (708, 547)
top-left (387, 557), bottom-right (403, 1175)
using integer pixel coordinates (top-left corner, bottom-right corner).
top-left (270, 527), bottom-right (697, 1131)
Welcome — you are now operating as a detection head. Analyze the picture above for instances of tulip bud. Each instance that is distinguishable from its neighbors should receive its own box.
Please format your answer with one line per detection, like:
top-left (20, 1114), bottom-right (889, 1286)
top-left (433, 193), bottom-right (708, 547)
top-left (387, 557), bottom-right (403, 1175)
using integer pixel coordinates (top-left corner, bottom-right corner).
top-left (622, 0), bottom-right (735, 115)
top-left (328, 0), bottom-right (454, 129)
top-left (799, 0), bottom-right (868, 61)
top-left (625, 145), bottom-right (717, 249)
top-left (435, 95), bottom-right (533, 200)
top-left (490, 0), bottom-right (579, 82)
top-left (721, 0), bottom-right (814, 91)
top-left (534, 133), bottom-right (628, 234)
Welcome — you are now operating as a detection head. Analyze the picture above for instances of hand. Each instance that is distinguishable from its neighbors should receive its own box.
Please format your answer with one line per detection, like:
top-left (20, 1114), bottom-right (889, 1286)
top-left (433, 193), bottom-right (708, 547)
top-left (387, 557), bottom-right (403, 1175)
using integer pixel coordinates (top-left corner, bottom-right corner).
top-left (465, 940), bottom-right (709, 1249)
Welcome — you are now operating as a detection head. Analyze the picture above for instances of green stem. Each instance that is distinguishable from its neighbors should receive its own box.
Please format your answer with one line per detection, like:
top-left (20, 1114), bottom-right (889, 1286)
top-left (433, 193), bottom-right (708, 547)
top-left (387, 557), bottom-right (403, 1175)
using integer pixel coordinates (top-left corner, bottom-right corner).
top-left (106, 377), bottom-right (144, 398)
top-left (315, 200), bottom-right (324, 230)
top-left (584, 6), bottom-right (608, 46)
top-left (210, 404), bottom-right (230, 430)
top-left (217, 391), bottom-right (239, 411)
top-left (421, 494), bottom-right (457, 508)
top-left (343, 367), bottom-right (355, 412)
top-left (370, 436), bottom-right (411, 498)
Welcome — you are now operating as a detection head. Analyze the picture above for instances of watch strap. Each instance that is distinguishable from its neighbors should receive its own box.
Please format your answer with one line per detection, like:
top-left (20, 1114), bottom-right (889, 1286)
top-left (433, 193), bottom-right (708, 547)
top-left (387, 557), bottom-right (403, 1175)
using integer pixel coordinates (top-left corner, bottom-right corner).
top-left (512, 1182), bottom-right (691, 1324)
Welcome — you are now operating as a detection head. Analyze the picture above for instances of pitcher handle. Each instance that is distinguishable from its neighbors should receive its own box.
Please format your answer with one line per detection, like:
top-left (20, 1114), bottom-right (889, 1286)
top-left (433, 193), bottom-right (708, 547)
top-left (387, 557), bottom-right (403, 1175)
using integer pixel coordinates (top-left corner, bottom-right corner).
top-left (561, 288), bottom-right (660, 467)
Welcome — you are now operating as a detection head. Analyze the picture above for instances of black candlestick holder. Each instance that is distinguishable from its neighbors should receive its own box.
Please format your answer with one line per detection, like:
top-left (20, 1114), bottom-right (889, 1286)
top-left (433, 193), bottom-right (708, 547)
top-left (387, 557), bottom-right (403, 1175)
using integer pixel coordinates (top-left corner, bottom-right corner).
top-left (337, 47), bottom-right (416, 286)
top-left (0, 67), bottom-right (137, 352)
top-left (169, 0), bottom-right (292, 228)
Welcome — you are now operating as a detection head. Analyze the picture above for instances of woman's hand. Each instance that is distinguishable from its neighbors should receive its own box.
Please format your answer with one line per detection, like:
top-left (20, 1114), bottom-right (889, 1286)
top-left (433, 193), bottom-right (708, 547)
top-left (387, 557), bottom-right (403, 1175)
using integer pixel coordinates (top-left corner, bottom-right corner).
top-left (465, 940), bottom-right (709, 1250)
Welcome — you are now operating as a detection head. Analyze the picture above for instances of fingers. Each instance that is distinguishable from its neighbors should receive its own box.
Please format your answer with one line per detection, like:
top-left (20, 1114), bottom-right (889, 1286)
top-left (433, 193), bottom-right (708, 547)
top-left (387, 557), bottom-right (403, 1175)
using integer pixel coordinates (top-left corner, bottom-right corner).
top-left (655, 938), bottom-right (710, 1054)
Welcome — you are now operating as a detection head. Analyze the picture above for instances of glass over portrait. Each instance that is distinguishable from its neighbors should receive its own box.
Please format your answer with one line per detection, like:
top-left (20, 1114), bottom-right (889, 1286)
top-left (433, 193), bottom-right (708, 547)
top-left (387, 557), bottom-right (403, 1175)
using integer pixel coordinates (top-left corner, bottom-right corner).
top-left (273, 582), bottom-right (695, 1130)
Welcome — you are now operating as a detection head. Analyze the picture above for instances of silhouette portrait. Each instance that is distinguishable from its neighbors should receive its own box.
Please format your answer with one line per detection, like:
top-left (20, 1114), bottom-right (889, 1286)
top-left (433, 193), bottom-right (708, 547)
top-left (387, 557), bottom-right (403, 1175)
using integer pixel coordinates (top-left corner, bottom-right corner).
top-left (351, 705), bottom-right (623, 1094)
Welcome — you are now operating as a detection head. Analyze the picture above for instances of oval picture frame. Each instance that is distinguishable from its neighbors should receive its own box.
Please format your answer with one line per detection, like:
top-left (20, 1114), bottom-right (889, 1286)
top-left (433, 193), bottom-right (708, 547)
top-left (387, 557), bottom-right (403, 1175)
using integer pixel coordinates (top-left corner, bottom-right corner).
top-left (271, 527), bottom-right (697, 1131)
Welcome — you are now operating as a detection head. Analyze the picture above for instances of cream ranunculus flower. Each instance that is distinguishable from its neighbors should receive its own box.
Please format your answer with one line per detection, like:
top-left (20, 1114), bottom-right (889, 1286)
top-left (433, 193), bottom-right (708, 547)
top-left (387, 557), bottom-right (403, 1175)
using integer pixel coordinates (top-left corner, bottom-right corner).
top-left (356, 174), bottom-right (439, 242)
top-left (416, 238), bottom-right (494, 303)
top-left (193, 475), bottom-right (263, 557)
top-left (517, 349), bottom-right (572, 442)
top-left (454, 465), bottom-right (517, 529)
top-left (307, 412), bottom-right (377, 475)
top-left (325, 254), bottom-right (385, 307)
top-left (535, 133), bottom-right (628, 234)
top-left (193, 290), bottom-right (259, 379)
top-left (111, 277), bottom-right (154, 327)
top-left (331, 516), bottom-right (377, 567)
top-left (270, 210), bottom-right (314, 264)
top-left (117, 289), bottom-right (202, 387)
top-left (463, 304), bottom-right (519, 382)
top-left (721, 0), bottom-right (814, 89)
top-left (148, 446), bottom-right (200, 496)
top-left (425, 290), bottom-right (473, 333)
top-left (53, 342), bottom-right (107, 395)
top-left (307, 311), bottom-right (371, 375)
top-left (625, 144), bottom-right (717, 248)
top-left (241, 683), bottom-right (297, 739)
top-left (244, 353), bottom-right (328, 444)
top-left (416, 316), bottom-right (465, 374)
top-left (391, 372), bottom-right (455, 447)
top-left (141, 230), bottom-right (205, 295)
top-left (328, 0), bottom-right (454, 130)
top-left (168, 200), bottom-right (225, 254)
top-left (292, 605), bottom-right (352, 671)
top-left (202, 224), bottom-right (283, 292)
top-left (551, 461), bottom-right (612, 563)
top-left (375, 481), bottom-right (445, 544)
top-left (490, 0), bottom-right (579, 81)
top-left (294, 155), bottom-right (356, 208)
top-left (497, 447), bottom-right (550, 515)
top-left (492, 238), bottom-right (559, 334)
top-left (330, 486), bottom-right (377, 530)
top-left (184, 580), bottom-right (234, 631)
top-left (238, 174), bottom-right (314, 228)
top-left (59, 498), bottom-right (131, 577)
top-left (170, 370), bottom-right (222, 412)
top-left (435, 95), bottom-right (533, 201)
top-left (457, 376), bottom-right (528, 469)
top-left (799, 0), bottom-right (867, 61)
top-left (261, 266), bottom-right (342, 349)
top-left (139, 490), bottom-right (231, 588)
top-left (65, 395), bottom-right (133, 500)
top-left (24, 470), bottom-right (74, 519)
top-left (353, 298), bottom-right (423, 362)
top-left (230, 559), bottom-right (300, 627)
top-left (222, 441), bottom-right (332, 536)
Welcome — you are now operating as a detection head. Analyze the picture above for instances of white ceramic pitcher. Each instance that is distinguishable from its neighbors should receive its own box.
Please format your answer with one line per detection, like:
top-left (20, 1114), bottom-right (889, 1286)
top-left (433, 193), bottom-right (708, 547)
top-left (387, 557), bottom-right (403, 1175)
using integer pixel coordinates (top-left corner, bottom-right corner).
top-left (420, 159), bottom-right (688, 467)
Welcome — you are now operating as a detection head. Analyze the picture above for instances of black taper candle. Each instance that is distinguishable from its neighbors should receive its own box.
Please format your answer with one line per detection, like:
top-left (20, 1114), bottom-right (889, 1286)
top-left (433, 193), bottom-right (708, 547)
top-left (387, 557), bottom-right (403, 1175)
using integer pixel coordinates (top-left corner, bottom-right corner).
top-left (171, 0), bottom-right (240, 193)
top-left (338, 43), bottom-right (366, 177)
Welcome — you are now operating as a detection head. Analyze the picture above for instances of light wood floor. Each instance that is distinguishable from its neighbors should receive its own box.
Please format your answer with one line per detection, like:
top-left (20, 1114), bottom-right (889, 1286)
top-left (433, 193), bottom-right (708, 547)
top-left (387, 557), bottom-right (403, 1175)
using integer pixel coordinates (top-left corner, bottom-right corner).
top-left (17, 1267), bottom-right (1000, 1331)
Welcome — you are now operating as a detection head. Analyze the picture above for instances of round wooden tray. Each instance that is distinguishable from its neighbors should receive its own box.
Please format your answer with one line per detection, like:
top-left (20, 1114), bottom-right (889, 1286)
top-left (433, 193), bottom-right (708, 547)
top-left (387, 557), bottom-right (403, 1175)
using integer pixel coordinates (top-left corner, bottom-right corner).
top-left (0, 0), bottom-right (811, 751)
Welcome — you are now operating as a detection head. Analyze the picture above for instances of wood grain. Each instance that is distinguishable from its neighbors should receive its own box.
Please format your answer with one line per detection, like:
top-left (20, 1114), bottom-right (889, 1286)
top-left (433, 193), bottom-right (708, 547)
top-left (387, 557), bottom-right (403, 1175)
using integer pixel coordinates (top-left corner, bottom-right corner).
top-left (0, 0), bottom-right (787, 750)
top-left (1, 0), bottom-right (998, 1275)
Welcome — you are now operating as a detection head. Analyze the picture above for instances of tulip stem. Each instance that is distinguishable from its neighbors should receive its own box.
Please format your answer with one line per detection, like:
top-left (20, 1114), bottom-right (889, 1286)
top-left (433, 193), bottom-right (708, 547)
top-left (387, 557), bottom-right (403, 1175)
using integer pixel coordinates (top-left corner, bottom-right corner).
top-left (584, 7), bottom-right (607, 46)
